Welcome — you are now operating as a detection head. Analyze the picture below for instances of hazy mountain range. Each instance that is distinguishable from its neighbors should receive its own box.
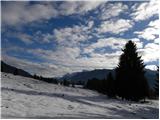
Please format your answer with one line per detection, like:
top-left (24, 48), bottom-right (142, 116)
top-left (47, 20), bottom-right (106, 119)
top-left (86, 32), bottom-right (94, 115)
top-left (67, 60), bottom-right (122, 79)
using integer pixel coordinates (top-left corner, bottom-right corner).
top-left (1, 61), bottom-right (156, 89)
top-left (59, 69), bottom-right (156, 89)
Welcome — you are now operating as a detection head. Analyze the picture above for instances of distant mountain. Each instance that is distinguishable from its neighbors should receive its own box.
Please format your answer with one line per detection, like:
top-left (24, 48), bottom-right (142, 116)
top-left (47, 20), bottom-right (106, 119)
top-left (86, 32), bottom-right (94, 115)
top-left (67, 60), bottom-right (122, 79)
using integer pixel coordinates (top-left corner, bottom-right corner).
top-left (59, 69), bottom-right (113, 84)
top-left (1, 60), bottom-right (156, 89)
top-left (1, 61), bottom-right (32, 78)
top-left (59, 69), bottom-right (156, 89)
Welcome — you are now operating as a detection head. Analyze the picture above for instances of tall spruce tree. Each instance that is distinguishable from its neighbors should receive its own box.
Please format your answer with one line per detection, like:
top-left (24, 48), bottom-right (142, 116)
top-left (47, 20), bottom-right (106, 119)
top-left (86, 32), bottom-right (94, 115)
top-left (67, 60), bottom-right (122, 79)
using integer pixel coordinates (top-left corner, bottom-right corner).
top-left (154, 66), bottom-right (159, 98)
top-left (14, 68), bottom-right (18, 75)
top-left (115, 40), bottom-right (149, 101)
top-left (106, 72), bottom-right (115, 98)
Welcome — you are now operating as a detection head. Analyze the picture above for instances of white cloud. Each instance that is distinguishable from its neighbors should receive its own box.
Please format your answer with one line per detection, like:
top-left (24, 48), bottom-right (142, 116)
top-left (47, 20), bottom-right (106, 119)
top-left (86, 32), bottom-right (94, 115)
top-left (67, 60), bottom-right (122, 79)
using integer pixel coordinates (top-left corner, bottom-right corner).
top-left (2, 1), bottom-right (104, 26)
top-left (59, 1), bottom-right (105, 16)
top-left (154, 38), bottom-right (159, 44)
top-left (4, 32), bottom-right (34, 44)
top-left (149, 19), bottom-right (160, 28)
top-left (29, 31), bottom-right (55, 44)
top-left (77, 49), bottom-right (124, 70)
top-left (97, 19), bottom-right (134, 34)
top-left (84, 37), bottom-right (127, 54)
top-left (4, 31), bottom-right (56, 44)
top-left (134, 19), bottom-right (159, 41)
top-left (40, 33), bottom-right (55, 43)
top-left (26, 46), bottom-right (81, 65)
top-left (84, 37), bottom-right (143, 55)
top-left (130, 38), bottom-right (143, 49)
top-left (131, 0), bottom-right (159, 21)
top-left (134, 28), bottom-right (158, 40)
top-left (53, 23), bottom-right (93, 46)
top-left (88, 21), bottom-right (94, 29)
top-left (2, 2), bottom-right (58, 26)
top-left (145, 65), bottom-right (157, 71)
top-left (138, 43), bottom-right (159, 63)
top-left (53, 27), bottom-right (86, 45)
top-left (16, 33), bottom-right (33, 44)
top-left (50, 46), bottom-right (81, 61)
top-left (99, 2), bottom-right (128, 20)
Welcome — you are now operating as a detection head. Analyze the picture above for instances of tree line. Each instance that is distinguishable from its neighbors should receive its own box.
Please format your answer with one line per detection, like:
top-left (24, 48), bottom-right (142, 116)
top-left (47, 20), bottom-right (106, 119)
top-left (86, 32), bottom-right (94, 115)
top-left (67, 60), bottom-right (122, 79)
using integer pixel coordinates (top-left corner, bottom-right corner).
top-left (85, 41), bottom-right (159, 101)
top-left (33, 74), bottom-right (58, 84)
top-left (33, 74), bottom-right (76, 87)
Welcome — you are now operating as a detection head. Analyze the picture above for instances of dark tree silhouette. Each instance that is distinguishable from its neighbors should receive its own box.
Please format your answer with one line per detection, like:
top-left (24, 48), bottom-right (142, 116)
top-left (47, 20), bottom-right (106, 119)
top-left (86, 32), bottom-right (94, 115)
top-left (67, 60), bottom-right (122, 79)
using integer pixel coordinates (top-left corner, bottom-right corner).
top-left (106, 72), bottom-right (115, 98)
top-left (33, 74), bottom-right (58, 84)
top-left (71, 81), bottom-right (75, 87)
top-left (85, 78), bottom-right (108, 94)
top-left (86, 78), bottom-right (98, 90)
top-left (14, 68), bottom-right (18, 75)
top-left (1, 65), bottom-right (4, 72)
top-left (115, 40), bottom-right (149, 101)
top-left (63, 79), bottom-right (70, 86)
top-left (154, 66), bottom-right (159, 98)
top-left (101, 79), bottom-right (108, 94)
top-left (33, 74), bottom-right (37, 79)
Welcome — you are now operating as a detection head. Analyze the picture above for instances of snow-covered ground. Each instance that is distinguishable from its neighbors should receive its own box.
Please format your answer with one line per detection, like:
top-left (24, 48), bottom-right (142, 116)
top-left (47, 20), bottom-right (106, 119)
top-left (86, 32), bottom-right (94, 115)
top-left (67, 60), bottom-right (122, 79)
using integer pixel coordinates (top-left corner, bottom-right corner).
top-left (1, 72), bottom-right (159, 119)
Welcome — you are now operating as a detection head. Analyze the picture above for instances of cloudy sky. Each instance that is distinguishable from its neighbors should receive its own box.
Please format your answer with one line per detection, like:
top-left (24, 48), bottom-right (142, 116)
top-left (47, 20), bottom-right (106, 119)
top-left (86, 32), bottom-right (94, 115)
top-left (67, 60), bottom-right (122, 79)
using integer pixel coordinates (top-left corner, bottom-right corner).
top-left (1, 0), bottom-right (159, 77)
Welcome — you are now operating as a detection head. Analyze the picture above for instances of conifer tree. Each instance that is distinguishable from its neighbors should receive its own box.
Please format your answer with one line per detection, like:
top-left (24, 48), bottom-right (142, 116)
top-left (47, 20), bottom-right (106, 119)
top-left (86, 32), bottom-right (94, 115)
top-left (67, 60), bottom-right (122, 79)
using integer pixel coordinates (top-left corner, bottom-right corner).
top-left (14, 68), bottom-right (18, 75)
top-left (115, 40), bottom-right (149, 101)
top-left (33, 74), bottom-right (37, 79)
top-left (154, 66), bottom-right (159, 98)
top-left (106, 72), bottom-right (115, 98)
top-left (1, 65), bottom-right (4, 72)
top-left (63, 79), bottom-right (70, 86)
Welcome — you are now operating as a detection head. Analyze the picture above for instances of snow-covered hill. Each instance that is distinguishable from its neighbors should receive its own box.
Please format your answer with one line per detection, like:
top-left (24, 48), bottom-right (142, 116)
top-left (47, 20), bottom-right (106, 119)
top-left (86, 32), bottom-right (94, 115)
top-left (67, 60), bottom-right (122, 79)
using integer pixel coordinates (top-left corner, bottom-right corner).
top-left (1, 72), bottom-right (159, 118)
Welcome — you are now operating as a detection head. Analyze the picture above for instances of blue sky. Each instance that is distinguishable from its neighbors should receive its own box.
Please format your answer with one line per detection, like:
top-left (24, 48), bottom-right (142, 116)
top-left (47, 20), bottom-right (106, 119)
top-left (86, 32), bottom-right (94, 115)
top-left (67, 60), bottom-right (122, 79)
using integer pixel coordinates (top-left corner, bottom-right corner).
top-left (1, 1), bottom-right (159, 77)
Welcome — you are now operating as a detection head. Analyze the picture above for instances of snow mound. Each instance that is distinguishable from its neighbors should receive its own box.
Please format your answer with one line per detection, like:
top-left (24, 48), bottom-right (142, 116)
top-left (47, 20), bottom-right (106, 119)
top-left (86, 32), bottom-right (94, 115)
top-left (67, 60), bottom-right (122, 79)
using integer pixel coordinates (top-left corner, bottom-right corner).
top-left (1, 72), bottom-right (159, 118)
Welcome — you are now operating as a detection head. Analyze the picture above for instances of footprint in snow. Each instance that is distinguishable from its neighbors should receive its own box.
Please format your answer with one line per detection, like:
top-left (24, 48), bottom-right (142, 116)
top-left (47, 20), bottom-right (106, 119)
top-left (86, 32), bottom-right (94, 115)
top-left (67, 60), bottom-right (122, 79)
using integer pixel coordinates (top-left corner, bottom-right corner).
top-left (62, 94), bottom-right (64, 97)
top-left (67, 105), bottom-right (74, 110)
top-left (116, 105), bottom-right (122, 108)
top-left (1, 105), bottom-right (8, 108)
top-left (10, 89), bottom-right (14, 91)
top-left (4, 106), bottom-right (9, 108)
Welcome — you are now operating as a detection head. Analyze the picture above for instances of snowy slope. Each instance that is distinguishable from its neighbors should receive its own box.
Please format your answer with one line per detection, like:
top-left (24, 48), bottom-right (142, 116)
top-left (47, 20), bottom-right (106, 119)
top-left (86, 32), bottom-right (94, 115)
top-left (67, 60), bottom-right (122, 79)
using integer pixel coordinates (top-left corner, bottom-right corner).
top-left (1, 72), bottom-right (159, 119)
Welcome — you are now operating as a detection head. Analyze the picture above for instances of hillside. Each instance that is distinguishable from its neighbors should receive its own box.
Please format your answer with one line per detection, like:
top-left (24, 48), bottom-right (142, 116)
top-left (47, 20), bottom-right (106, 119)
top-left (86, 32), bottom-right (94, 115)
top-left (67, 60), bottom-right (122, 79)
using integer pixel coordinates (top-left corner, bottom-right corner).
top-left (60, 69), bottom-right (156, 88)
top-left (1, 61), bottom-right (32, 78)
top-left (1, 72), bottom-right (158, 119)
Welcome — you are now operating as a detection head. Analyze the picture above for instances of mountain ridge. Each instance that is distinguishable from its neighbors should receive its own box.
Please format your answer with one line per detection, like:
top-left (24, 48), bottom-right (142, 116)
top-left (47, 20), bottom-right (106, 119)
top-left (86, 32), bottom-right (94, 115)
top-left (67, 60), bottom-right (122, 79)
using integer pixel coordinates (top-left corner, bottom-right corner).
top-left (1, 61), bottom-right (156, 89)
top-left (59, 68), bottom-right (156, 89)
top-left (1, 61), bottom-right (32, 78)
